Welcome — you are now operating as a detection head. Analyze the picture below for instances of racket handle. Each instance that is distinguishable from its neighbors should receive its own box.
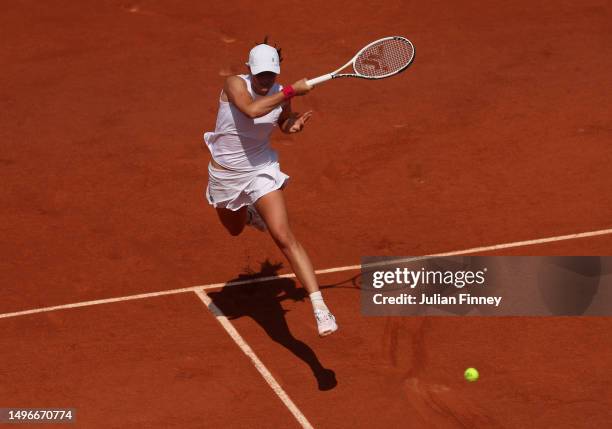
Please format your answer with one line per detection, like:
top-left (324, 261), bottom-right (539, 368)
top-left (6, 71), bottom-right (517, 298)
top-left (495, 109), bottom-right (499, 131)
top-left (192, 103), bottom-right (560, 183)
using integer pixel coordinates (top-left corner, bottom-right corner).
top-left (306, 74), bottom-right (333, 87)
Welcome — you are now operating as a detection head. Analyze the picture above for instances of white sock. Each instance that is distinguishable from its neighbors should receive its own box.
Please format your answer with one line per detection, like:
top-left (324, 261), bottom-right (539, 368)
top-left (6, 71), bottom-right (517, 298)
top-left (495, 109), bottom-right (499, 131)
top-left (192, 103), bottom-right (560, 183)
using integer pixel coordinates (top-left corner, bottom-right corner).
top-left (309, 291), bottom-right (329, 312)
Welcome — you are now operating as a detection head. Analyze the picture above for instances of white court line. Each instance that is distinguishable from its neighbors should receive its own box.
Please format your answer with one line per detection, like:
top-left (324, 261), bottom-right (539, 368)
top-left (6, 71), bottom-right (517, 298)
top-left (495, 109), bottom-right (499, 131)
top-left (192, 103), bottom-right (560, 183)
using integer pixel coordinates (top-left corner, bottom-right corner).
top-left (1, 226), bottom-right (611, 320)
top-left (195, 289), bottom-right (314, 429)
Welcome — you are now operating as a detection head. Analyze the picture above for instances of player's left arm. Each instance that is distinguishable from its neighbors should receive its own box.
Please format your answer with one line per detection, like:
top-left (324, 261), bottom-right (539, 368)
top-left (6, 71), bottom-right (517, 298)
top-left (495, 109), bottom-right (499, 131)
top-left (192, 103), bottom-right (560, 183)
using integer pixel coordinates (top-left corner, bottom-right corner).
top-left (278, 100), bottom-right (313, 134)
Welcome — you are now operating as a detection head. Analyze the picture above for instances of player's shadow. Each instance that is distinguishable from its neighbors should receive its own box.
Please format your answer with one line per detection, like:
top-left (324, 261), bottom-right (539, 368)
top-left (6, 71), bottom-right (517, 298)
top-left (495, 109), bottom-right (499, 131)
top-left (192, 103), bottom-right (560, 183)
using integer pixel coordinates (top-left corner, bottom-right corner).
top-left (208, 260), bottom-right (337, 391)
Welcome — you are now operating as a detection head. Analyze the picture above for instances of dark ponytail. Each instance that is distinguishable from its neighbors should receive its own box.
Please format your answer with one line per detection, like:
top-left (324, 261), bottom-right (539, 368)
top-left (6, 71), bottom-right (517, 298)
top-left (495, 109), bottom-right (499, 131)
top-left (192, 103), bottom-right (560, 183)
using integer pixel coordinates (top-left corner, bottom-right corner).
top-left (254, 35), bottom-right (283, 63)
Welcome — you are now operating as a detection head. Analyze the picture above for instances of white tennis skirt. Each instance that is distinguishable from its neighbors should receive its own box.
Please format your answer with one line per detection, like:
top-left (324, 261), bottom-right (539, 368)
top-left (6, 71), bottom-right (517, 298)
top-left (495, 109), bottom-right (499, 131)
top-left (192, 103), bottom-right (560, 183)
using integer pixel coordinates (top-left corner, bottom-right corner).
top-left (205, 161), bottom-right (289, 211)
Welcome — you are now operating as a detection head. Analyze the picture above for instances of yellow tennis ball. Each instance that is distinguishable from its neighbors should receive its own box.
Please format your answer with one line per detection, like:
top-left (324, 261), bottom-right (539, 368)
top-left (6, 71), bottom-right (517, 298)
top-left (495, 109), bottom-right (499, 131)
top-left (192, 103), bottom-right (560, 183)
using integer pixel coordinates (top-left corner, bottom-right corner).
top-left (464, 367), bottom-right (479, 382)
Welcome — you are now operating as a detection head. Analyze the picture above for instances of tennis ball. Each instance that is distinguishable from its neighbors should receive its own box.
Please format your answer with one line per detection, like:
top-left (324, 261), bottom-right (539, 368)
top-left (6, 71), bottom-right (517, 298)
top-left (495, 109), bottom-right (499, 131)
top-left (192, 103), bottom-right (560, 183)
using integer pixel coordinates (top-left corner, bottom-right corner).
top-left (464, 367), bottom-right (479, 382)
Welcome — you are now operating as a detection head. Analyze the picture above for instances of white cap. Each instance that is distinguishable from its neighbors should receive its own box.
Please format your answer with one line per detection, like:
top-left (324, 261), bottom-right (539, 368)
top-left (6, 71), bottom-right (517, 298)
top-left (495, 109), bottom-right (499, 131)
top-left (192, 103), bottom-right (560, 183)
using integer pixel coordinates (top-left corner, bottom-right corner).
top-left (246, 44), bottom-right (280, 75)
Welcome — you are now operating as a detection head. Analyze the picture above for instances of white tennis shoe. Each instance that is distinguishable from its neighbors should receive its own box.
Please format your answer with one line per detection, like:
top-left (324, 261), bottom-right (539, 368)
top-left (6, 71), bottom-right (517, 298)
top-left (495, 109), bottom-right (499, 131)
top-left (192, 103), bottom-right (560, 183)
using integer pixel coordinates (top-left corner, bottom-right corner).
top-left (314, 309), bottom-right (338, 337)
top-left (246, 205), bottom-right (266, 232)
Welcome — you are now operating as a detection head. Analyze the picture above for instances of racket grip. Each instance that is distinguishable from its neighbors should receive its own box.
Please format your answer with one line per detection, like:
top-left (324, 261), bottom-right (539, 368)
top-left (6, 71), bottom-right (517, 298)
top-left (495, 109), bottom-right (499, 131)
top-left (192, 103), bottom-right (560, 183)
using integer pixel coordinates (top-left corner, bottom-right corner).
top-left (306, 74), bottom-right (333, 87)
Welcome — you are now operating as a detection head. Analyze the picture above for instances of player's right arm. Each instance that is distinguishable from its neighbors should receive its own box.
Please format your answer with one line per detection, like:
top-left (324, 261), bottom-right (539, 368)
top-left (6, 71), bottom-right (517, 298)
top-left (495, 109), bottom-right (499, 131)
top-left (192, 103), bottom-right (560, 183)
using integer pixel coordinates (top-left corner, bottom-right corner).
top-left (224, 76), bottom-right (311, 119)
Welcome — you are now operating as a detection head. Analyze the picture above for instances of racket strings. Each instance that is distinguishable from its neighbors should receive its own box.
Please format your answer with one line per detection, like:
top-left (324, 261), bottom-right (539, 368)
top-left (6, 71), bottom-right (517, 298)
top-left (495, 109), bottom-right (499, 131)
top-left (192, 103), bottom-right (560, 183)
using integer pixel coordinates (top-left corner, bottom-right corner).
top-left (354, 38), bottom-right (414, 78)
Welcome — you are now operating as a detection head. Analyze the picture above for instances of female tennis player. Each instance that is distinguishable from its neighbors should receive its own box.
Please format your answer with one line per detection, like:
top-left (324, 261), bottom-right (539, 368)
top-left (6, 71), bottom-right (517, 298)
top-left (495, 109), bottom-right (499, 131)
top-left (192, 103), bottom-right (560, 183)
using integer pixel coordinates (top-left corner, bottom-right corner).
top-left (203, 38), bottom-right (338, 337)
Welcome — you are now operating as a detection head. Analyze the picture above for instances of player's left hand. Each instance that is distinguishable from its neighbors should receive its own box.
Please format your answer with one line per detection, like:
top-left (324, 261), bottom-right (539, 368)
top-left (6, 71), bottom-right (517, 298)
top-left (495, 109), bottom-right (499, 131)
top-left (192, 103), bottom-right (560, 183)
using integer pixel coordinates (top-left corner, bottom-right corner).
top-left (289, 110), bottom-right (313, 133)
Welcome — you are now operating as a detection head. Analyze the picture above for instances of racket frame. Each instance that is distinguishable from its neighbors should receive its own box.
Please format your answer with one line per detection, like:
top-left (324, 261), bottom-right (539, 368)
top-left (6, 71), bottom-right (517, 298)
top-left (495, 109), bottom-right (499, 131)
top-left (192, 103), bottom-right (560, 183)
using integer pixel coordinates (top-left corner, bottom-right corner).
top-left (306, 36), bottom-right (415, 87)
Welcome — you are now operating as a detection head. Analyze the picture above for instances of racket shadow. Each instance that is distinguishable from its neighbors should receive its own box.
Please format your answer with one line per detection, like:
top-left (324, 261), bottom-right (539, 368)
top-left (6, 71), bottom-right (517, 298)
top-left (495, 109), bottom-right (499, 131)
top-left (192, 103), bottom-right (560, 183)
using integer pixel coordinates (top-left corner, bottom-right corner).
top-left (208, 259), bottom-right (337, 391)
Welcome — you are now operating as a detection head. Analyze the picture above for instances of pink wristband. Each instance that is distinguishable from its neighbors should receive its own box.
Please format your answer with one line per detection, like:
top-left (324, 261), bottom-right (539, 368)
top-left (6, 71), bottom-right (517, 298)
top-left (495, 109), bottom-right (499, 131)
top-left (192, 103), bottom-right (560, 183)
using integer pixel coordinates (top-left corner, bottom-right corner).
top-left (282, 85), bottom-right (296, 100)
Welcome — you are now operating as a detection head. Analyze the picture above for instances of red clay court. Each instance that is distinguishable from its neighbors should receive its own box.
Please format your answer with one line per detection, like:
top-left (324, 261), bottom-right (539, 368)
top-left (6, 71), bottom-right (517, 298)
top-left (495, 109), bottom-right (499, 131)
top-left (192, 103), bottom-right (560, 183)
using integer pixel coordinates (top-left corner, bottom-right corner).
top-left (1, 1), bottom-right (611, 427)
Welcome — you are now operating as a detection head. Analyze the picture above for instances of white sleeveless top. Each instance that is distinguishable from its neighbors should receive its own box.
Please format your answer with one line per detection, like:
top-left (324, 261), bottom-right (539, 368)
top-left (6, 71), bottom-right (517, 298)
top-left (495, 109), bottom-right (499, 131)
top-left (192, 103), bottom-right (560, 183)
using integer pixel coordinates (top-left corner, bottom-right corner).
top-left (204, 74), bottom-right (284, 172)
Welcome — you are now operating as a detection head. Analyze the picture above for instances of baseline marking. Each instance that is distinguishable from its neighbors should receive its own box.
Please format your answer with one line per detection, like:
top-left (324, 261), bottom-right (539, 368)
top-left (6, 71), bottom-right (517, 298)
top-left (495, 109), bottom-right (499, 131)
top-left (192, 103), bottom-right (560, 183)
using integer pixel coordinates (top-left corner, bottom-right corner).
top-left (1, 227), bottom-right (611, 320)
top-left (195, 290), bottom-right (314, 429)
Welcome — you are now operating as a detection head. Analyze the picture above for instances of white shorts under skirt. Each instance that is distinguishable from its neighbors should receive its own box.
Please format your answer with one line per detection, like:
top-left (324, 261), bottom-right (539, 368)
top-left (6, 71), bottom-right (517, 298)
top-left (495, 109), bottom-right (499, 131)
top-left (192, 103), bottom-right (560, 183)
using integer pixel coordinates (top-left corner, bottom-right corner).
top-left (205, 161), bottom-right (289, 211)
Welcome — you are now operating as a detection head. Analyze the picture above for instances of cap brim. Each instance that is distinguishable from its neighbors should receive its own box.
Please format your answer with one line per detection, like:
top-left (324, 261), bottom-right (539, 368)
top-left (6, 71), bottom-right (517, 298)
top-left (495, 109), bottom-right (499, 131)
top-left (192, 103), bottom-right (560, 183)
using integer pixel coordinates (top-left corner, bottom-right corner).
top-left (249, 63), bottom-right (280, 75)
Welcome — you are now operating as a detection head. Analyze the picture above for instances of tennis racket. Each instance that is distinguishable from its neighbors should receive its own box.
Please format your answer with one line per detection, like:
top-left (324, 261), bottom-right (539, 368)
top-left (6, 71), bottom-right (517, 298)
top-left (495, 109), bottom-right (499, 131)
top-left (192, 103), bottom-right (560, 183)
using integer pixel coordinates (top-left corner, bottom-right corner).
top-left (306, 36), bottom-right (415, 87)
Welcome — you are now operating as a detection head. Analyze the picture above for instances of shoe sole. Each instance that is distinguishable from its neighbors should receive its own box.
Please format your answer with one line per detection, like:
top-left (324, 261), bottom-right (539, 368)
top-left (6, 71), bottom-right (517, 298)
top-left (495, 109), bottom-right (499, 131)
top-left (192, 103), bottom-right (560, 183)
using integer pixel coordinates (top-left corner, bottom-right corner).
top-left (318, 326), bottom-right (338, 337)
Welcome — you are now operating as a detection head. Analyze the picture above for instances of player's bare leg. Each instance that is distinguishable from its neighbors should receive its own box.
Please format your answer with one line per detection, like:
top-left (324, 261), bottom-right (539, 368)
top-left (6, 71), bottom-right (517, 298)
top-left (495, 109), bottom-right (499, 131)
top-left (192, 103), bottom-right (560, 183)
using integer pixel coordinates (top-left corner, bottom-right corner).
top-left (255, 190), bottom-right (338, 336)
top-left (215, 207), bottom-right (248, 236)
